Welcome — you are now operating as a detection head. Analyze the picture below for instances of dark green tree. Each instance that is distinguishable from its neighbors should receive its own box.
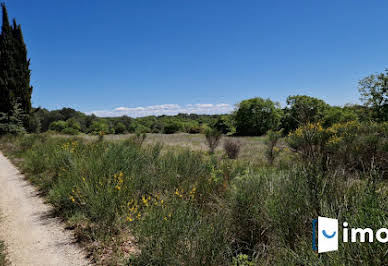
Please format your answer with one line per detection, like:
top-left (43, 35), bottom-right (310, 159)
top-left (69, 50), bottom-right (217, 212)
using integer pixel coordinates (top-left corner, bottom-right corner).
top-left (235, 97), bottom-right (282, 136)
top-left (0, 3), bottom-right (32, 131)
top-left (358, 70), bottom-right (388, 122)
top-left (282, 95), bottom-right (329, 132)
top-left (12, 18), bottom-right (32, 116)
top-left (0, 3), bottom-right (14, 115)
top-left (322, 106), bottom-right (358, 127)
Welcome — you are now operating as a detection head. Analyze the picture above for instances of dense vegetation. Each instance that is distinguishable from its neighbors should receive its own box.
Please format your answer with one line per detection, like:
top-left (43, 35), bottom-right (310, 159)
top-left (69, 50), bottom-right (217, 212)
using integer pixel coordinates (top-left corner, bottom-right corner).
top-left (1, 120), bottom-right (387, 265)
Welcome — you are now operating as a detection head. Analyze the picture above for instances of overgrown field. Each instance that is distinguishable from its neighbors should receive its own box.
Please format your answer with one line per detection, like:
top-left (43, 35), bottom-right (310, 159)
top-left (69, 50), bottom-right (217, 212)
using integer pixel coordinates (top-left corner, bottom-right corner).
top-left (59, 133), bottom-right (272, 165)
top-left (0, 121), bottom-right (387, 265)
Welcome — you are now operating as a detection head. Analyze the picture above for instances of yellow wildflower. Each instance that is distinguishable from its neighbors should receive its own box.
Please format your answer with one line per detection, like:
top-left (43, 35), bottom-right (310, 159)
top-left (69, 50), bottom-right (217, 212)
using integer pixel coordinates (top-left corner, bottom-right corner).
top-left (142, 195), bottom-right (149, 206)
top-left (69, 195), bottom-right (75, 203)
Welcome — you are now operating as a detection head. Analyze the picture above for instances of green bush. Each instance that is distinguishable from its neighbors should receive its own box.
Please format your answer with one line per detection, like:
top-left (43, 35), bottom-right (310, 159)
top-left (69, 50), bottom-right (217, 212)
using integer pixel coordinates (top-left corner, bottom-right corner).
top-left (88, 120), bottom-right (111, 134)
top-left (163, 122), bottom-right (180, 134)
top-left (287, 121), bottom-right (388, 176)
top-left (66, 118), bottom-right (81, 131)
top-left (129, 122), bottom-right (150, 134)
top-left (49, 120), bottom-right (68, 132)
top-left (114, 122), bottom-right (127, 134)
top-left (61, 127), bottom-right (80, 135)
top-left (0, 101), bottom-right (27, 135)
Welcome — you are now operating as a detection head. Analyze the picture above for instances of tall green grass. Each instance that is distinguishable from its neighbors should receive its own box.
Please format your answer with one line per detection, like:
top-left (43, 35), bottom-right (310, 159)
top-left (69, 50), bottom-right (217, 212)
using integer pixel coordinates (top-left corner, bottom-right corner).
top-left (0, 125), bottom-right (387, 265)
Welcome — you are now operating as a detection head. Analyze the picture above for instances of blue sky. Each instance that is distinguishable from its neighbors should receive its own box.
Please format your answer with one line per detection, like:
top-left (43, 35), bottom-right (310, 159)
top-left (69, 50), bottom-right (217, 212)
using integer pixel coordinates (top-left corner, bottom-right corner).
top-left (3, 0), bottom-right (388, 117)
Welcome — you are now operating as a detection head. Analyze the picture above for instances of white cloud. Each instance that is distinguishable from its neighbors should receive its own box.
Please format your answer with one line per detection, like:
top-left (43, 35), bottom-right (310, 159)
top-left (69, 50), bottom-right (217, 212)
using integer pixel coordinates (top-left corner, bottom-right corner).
top-left (89, 103), bottom-right (234, 117)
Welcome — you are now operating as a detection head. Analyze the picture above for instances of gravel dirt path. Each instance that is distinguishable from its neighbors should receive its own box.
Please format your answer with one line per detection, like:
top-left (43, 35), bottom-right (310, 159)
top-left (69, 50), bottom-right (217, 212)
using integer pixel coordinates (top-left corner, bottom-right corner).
top-left (0, 152), bottom-right (90, 266)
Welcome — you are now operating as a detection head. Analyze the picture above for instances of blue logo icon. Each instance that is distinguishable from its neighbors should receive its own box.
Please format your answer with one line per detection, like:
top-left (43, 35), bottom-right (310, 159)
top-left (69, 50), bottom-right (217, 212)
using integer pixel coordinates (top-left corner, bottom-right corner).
top-left (312, 216), bottom-right (338, 253)
top-left (322, 230), bottom-right (336, 239)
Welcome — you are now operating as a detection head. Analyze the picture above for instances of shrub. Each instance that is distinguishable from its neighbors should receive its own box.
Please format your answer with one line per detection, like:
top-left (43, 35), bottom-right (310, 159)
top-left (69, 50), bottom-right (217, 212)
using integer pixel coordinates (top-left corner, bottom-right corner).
top-left (89, 120), bottom-right (111, 134)
top-left (61, 127), bottom-right (80, 135)
top-left (232, 254), bottom-right (254, 266)
top-left (49, 120), bottom-right (68, 132)
top-left (287, 121), bottom-right (388, 176)
top-left (114, 122), bottom-right (127, 134)
top-left (265, 129), bottom-right (283, 165)
top-left (187, 125), bottom-right (201, 134)
top-left (205, 128), bottom-right (222, 154)
top-left (66, 118), bottom-right (81, 131)
top-left (163, 122), bottom-right (180, 134)
top-left (223, 138), bottom-right (241, 159)
top-left (150, 122), bottom-right (164, 133)
top-left (0, 101), bottom-right (27, 135)
top-left (127, 132), bottom-right (147, 147)
top-left (129, 122), bottom-right (151, 134)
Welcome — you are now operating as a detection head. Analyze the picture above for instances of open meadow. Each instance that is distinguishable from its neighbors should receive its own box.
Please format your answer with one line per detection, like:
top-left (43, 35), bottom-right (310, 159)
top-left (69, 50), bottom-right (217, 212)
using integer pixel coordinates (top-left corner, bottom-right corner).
top-left (62, 133), bottom-right (272, 165)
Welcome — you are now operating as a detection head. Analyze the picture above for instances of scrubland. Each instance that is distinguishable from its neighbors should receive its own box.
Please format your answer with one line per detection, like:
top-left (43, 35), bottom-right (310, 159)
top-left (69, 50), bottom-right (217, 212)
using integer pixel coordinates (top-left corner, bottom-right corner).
top-left (0, 121), bottom-right (387, 265)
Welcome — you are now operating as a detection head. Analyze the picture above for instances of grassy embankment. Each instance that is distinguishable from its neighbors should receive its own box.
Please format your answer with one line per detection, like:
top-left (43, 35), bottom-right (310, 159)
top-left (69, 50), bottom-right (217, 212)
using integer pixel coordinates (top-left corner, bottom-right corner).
top-left (0, 121), bottom-right (387, 265)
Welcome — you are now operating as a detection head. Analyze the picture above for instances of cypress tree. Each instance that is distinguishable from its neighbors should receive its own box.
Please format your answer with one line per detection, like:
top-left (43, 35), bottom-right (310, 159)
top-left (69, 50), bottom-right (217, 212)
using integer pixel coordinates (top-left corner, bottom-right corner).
top-left (0, 3), bottom-right (32, 128)
top-left (12, 18), bottom-right (32, 116)
top-left (0, 2), bottom-right (15, 115)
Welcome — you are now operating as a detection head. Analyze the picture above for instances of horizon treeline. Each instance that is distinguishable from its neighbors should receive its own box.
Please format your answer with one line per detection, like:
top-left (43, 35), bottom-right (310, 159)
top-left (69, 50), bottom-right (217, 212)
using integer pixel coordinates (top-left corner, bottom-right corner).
top-left (32, 87), bottom-right (386, 136)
